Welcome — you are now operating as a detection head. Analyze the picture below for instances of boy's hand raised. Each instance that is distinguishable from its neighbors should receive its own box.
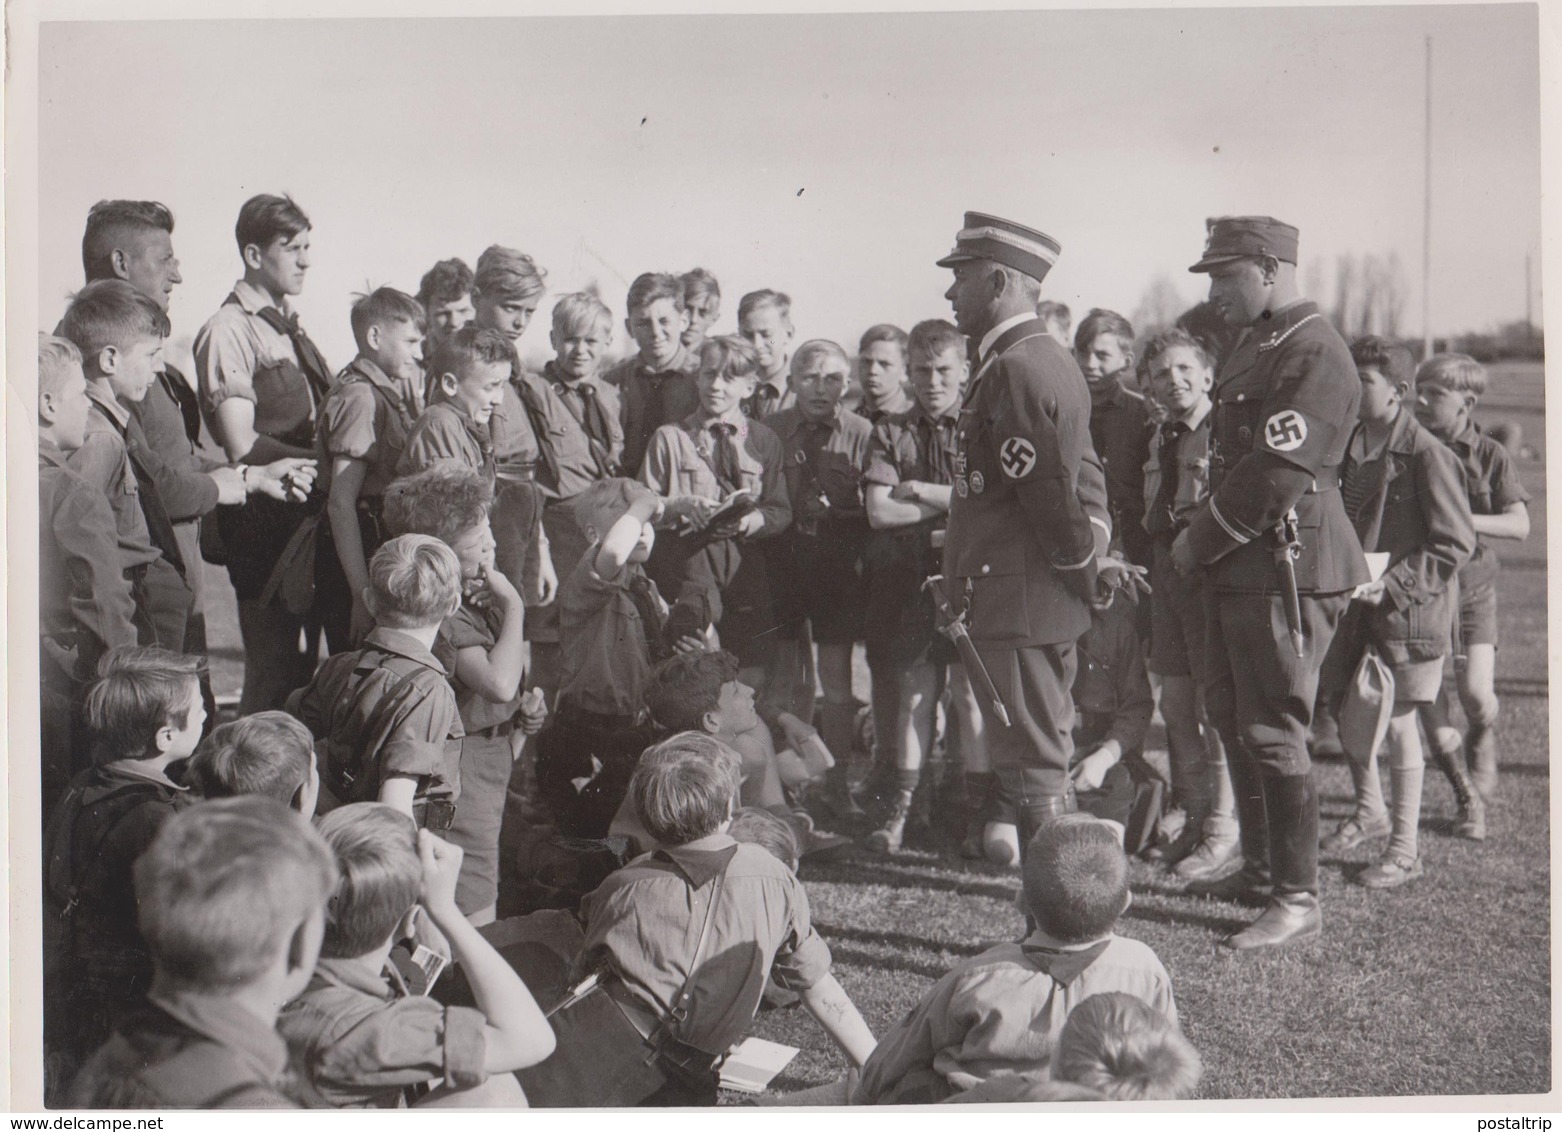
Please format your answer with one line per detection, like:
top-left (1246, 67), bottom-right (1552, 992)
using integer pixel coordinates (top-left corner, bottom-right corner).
top-left (481, 562), bottom-right (524, 609)
top-left (417, 829), bottom-right (465, 919)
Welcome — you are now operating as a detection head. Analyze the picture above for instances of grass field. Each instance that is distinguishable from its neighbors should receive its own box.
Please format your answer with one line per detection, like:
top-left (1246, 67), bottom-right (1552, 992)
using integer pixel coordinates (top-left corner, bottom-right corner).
top-left (200, 361), bottom-right (1551, 1101)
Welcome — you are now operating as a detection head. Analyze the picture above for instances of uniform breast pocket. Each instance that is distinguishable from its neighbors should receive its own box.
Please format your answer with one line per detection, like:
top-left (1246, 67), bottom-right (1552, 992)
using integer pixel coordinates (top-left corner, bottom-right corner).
top-left (251, 359), bottom-right (313, 440)
top-left (967, 541), bottom-right (1030, 643)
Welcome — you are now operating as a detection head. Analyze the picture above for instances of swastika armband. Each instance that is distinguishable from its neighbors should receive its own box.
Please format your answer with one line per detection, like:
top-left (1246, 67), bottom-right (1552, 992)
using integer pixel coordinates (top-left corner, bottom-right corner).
top-left (1000, 437), bottom-right (1037, 479)
top-left (1264, 410), bottom-right (1308, 452)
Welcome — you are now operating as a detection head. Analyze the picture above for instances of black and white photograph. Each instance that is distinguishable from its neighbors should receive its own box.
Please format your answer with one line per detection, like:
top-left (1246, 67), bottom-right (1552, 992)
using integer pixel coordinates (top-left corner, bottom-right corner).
top-left (6, 0), bottom-right (1553, 1115)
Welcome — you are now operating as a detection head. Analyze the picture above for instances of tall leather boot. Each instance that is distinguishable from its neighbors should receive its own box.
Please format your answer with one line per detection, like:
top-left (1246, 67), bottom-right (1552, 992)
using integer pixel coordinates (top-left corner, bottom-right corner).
top-left (1430, 738), bottom-right (1486, 841)
top-left (1187, 745), bottom-right (1270, 906)
top-left (1222, 772), bottom-right (1322, 951)
top-left (1017, 788), bottom-right (1078, 858)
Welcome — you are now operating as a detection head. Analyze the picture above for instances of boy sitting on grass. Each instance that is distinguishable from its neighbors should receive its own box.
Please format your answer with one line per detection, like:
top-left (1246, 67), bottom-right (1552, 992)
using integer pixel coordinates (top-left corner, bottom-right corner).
top-left (183, 711), bottom-right (320, 816)
top-left (66, 796), bottom-right (338, 1109)
top-left (45, 647), bottom-right (207, 1079)
top-left (523, 733), bottom-right (875, 1107)
top-left (382, 462), bottom-right (546, 923)
top-left (852, 814), bottom-right (1176, 1104)
top-left (289, 535), bottom-right (464, 829)
top-left (278, 804), bottom-right (554, 1107)
top-left (949, 992), bottom-right (1200, 1103)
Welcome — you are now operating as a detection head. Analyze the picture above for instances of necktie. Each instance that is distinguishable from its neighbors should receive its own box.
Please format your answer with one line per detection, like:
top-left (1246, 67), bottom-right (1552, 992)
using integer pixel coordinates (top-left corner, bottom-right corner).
top-left (254, 306), bottom-right (333, 403)
top-left (710, 422), bottom-right (745, 496)
top-left (748, 383), bottom-right (780, 420)
top-left (627, 573), bottom-right (671, 663)
top-left (568, 380), bottom-right (618, 477)
top-left (1150, 420), bottom-right (1189, 535)
top-left (919, 415), bottom-right (958, 484)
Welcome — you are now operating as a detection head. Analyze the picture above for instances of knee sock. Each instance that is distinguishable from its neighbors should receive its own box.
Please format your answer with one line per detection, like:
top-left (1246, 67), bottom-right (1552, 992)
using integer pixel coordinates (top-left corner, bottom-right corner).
top-left (1346, 741), bottom-right (1388, 823)
top-left (1385, 750), bottom-right (1425, 862)
top-left (895, 768), bottom-right (922, 795)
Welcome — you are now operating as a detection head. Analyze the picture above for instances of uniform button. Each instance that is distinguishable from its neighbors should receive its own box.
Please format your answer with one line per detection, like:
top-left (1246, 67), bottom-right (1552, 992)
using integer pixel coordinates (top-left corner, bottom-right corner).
top-left (981, 564), bottom-right (991, 575)
top-left (1235, 393), bottom-right (1245, 401)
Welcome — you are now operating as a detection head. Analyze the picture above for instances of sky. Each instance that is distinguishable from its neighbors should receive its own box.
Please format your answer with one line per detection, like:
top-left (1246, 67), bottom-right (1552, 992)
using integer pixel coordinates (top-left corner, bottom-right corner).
top-left (35, 4), bottom-right (1543, 372)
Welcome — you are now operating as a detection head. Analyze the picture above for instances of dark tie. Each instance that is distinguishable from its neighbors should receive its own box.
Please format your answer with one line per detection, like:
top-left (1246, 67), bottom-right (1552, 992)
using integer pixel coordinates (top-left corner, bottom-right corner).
top-left (919, 415), bottom-right (957, 484)
top-left (748, 383), bottom-right (781, 420)
top-left (627, 573), bottom-right (671, 663)
top-left (570, 381), bottom-right (618, 477)
top-left (254, 306), bottom-right (333, 403)
top-left (1149, 420), bottom-right (1189, 536)
top-left (710, 422), bottom-right (745, 496)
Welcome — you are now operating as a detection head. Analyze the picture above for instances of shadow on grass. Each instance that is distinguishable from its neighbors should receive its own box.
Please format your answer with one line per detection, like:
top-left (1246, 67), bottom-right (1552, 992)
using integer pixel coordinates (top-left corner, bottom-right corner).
top-left (815, 921), bottom-right (996, 961)
top-left (827, 943), bottom-right (976, 982)
top-left (1119, 898), bottom-right (1249, 935)
top-left (803, 860), bottom-right (1019, 903)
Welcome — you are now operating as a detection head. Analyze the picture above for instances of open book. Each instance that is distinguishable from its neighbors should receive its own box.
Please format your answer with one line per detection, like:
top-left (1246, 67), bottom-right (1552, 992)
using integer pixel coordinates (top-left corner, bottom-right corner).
top-left (719, 1037), bottom-right (800, 1094)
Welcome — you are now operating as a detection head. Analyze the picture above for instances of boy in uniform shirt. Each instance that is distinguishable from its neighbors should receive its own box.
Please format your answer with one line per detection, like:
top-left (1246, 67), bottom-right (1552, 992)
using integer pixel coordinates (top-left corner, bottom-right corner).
top-left (861, 320), bottom-right (990, 855)
top-left (470, 244), bottom-right (557, 608)
top-left (640, 335), bottom-right (792, 692)
top-left (321, 287), bottom-right (429, 642)
top-left (526, 292), bottom-right (625, 712)
top-left (400, 327), bottom-right (512, 482)
top-left (1412, 353), bottom-right (1532, 800)
top-left (1139, 330), bottom-right (1238, 880)
top-left (857, 323), bottom-right (915, 422)
top-left (195, 193), bottom-right (339, 712)
top-left (680, 267), bottom-right (723, 357)
top-left (608, 272), bottom-right (703, 475)
top-left (1075, 309), bottom-right (1152, 572)
top-left (739, 289), bottom-right (797, 419)
top-left (38, 334), bottom-right (139, 812)
top-left (766, 340), bottom-right (873, 812)
top-left (61, 281), bottom-right (193, 653)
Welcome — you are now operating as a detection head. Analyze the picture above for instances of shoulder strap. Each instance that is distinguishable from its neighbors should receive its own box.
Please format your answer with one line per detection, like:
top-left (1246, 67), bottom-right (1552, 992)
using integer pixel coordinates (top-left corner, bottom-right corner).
top-left (46, 782), bottom-right (165, 920)
top-left (323, 650), bottom-right (428, 795)
top-left (665, 856), bottom-right (732, 1030)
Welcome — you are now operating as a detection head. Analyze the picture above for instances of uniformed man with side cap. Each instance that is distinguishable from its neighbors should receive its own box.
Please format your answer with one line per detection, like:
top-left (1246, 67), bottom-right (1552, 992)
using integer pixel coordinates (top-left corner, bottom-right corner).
top-left (935, 212), bottom-right (1115, 858)
top-left (1171, 215), bottom-right (1369, 950)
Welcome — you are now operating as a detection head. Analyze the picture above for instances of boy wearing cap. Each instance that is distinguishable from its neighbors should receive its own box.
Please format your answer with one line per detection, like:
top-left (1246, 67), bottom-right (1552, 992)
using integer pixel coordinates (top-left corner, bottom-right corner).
top-left (935, 211), bottom-right (1116, 855)
top-left (1171, 215), bottom-right (1369, 950)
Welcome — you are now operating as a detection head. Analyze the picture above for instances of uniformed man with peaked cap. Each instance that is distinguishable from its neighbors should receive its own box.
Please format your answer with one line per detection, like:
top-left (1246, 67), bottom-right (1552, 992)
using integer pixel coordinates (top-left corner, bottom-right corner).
top-left (936, 212), bottom-right (1114, 857)
top-left (1171, 215), bottom-right (1369, 950)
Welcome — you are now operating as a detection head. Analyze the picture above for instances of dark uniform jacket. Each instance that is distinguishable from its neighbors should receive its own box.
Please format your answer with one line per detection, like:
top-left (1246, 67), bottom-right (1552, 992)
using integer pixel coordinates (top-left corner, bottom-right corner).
top-left (943, 318), bottom-right (1106, 649)
top-left (1089, 383), bottom-right (1151, 567)
top-left (1182, 301), bottom-right (1369, 594)
top-left (1341, 408), bottom-right (1474, 665)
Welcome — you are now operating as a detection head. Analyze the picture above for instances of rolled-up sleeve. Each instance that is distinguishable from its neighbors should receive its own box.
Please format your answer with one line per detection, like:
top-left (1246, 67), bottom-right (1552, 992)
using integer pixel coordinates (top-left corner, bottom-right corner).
top-left (194, 311), bottom-right (261, 416)
top-left (310, 998), bottom-right (489, 1094)
top-left (769, 876), bottom-right (832, 991)
top-left (323, 384), bottom-right (381, 462)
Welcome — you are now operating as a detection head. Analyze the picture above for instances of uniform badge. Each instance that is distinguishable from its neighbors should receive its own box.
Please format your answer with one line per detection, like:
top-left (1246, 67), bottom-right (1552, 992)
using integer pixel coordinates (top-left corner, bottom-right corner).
top-left (1237, 426), bottom-right (1253, 446)
top-left (954, 451), bottom-right (968, 475)
top-left (1264, 410), bottom-right (1309, 452)
top-left (955, 475), bottom-right (969, 498)
top-left (793, 450), bottom-right (808, 465)
top-left (999, 437), bottom-right (1037, 479)
top-left (970, 471), bottom-right (985, 494)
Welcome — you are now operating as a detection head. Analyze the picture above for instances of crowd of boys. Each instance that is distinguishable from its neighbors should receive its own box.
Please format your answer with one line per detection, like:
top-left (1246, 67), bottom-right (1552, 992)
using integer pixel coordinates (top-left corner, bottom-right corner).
top-left (36, 194), bottom-right (1527, 1107)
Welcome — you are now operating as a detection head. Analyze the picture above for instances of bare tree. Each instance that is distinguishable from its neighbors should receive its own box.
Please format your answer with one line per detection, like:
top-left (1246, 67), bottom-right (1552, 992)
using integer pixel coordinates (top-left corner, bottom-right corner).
top-left (1131, 274), bottom-right (1190, 339)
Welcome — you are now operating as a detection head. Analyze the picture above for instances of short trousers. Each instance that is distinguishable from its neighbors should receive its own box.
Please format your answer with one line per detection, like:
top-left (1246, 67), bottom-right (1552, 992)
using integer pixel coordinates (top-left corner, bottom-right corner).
top-left (1392, 656), bottom-right (1447, 703)
top-left (1458, 570), bottom-right (1499, 649)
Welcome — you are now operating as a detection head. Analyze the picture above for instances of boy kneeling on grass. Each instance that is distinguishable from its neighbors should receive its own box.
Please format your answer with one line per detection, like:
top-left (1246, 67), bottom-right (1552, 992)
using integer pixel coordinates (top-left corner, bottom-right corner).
top-left (278, 804), bottom-right (554, 1107)
top-left (851, 814), bottom-right (1176, 1104)
top-left (520, 732), bottom-right (875, 1107)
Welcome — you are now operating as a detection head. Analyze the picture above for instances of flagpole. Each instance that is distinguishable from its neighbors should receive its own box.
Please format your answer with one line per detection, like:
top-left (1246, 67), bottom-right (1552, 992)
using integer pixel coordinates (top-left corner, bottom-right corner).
top-left (1422, 34), bottom-right (1433, 360)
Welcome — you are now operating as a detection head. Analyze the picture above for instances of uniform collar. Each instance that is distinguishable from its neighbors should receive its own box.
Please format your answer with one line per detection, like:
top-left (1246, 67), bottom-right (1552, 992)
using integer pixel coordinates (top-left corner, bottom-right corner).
top-left (1446, 417), bottom-right (1481, 453)
top-left (102, 757), bottom-right (188, 792)
top-left (146, 986), bottom-right (291, 1082)
top-left (1171, 397), bottom-right (1213, 432)
top-left (637, 348), bottom-right (693, 379)
top-left (690, 407), bottom-right (748, 434)
top-left (346, 355), bottom-right (422, 416)
top-left (771, 405), bottom-right (841, 438)
top-left (654, 832), bottom-right (739, 888)
top-left (866, 388), bottom-right (914, 418)
top-left (1247, 299), bottom-right (1321, 350)
top-left (231, 278), bottom-right (290, 319)
top-left (978, 311), bottom-right (1038, 360)
top-left (544, 360), bottom-right (598, 391)
top-left (908, 403), bottom-right (959, 429)
top-left (363, 626), bottom-right (448, 675)
top-left (86, 380), bottom-right (131, 429)
top-left (431, 397), bottom-right (482, 431)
